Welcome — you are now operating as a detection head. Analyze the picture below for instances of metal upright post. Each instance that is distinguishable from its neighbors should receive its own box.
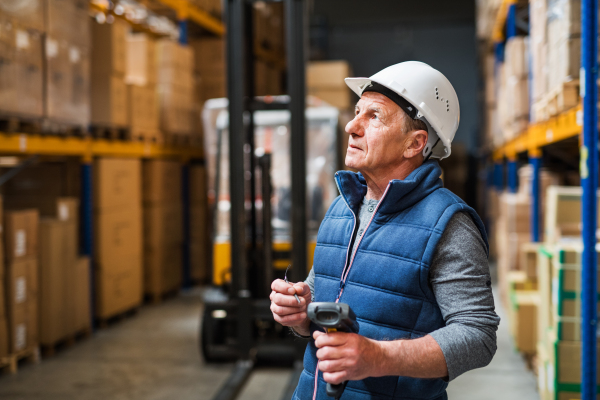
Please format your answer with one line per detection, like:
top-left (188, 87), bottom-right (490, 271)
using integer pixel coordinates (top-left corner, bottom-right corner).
top-left (493, 162), bottom-right (504, 192)
top-left (285, 0), bottom-right (307, 284)
top-left (506, 4), bottom-right (517, 39)
top-left (178, 19), bottom-right (188, 45)
top-left (226, 0), bottom-right (252, 359)
top-left (81, 158), bottom-right (95, 329)
top-left (581, 0), bottom-right (598, 397)
top-left (507, 159), bottom-right (517, 193)
top-left (529, 153), bottom-right (541, 242)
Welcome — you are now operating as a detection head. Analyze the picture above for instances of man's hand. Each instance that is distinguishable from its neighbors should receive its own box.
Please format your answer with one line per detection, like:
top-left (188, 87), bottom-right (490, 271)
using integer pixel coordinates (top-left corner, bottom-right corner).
top-left (313, 330), bottom-right (384, 384)
top-left (270, 279), bottom-right (312, 336)
top-left (315, 331), bottom-right (449, 382)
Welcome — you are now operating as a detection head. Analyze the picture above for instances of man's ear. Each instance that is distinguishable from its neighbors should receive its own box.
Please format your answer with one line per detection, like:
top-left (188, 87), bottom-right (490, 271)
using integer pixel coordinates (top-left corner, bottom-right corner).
top-left (403, 130), bottom-right (428, 159)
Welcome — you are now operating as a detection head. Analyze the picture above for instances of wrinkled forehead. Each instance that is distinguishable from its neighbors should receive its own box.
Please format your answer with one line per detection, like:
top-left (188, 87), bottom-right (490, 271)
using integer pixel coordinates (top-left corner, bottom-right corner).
top-left (356, 92), bottom-right (402, 114)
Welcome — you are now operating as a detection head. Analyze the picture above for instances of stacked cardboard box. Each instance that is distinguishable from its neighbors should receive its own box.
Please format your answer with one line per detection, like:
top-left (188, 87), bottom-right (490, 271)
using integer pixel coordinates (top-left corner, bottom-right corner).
top-left (143, 160), bottom-right (183, 297)
top-left (91, 19), bottom-right (128, 128)
top-left (253, 2), bottom-right (284, 56)
top-left (307, 61), bottom-right (353, 110)
top-left (45, 0), bottom-right (91, 128)
top-left (537, 244), bottom-right (600, 400)
top-left (157, 40), bottom-right (195, 139)
top-left (39, 198), bottom-right (90, 346)
top-left (530, 0), bottom-right (548, 121)
top-left (475, 0), bottom-right (503, 40)
top-left (1, 162), bottom-right (81, 211)
top-left (4, 209), bottom-right (39, 355)
top-left (0, 197), bottom-right (6, 359)
top-left (0, 1), bottom-right (44, 119)
top-left (499, 37), bottom-right (529, 141)
top-left (126, 33), bottom-right (160, 142)
top-left (190, 164), bottom-right (209, 283)
top-left (94, 158), bottom-right (143, 319)
top-left (191, 37), bottom-right (226, 101)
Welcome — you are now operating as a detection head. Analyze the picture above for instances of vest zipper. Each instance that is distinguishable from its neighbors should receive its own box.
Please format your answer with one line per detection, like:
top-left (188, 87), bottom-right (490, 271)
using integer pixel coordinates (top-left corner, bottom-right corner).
top-left (334, 179), bottom-right (392, 302)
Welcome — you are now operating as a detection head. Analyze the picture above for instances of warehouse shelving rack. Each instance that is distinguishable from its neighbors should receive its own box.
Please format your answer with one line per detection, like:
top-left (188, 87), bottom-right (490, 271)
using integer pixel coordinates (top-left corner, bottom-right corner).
top-left (488, 0), bottom-right (598, 398)
top-left (0, 0), bottom-right (220, 331)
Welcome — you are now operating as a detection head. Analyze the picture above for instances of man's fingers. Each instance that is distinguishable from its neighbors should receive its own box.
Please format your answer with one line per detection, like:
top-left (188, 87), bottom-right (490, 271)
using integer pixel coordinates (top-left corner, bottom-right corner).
top-left (270, 302), bottom-right (306, 316)
top-left (313, 331), bottom-right (347, 348)
top-left (271, 279), bottom-right (293, 293)
top-left (271, 292), bottom-right (306, 307)
top-left (322, 371), bottom-right (347, 385)
top-left (272, 311), bottom-right (307, 326)
top-left (292, 282), bottom-right (311, 297)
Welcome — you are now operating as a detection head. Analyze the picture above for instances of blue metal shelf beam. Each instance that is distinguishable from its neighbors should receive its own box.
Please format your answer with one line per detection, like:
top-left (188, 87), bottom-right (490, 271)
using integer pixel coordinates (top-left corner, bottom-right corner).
top-left (581, 0), bottom-right (598, 397)
top-left (507, 160), bottom-right (518, 193)
top-left (530, 156), bottom-right (541, 242)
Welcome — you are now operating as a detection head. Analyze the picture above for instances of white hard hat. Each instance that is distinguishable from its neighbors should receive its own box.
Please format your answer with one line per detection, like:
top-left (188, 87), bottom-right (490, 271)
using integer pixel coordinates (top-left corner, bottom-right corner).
top-left (345, 61), bottom-right (459, 159)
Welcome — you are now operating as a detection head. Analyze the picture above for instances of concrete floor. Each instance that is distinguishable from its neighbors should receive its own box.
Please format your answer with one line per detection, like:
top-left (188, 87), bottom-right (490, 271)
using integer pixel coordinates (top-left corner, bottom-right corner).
top-left (0, 287), bottom-right (539, 400)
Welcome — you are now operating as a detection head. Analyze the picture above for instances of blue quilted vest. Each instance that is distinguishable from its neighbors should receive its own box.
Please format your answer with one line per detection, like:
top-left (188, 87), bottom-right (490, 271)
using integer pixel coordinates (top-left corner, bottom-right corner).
top-left (293, 161), bottom-right (488, 400)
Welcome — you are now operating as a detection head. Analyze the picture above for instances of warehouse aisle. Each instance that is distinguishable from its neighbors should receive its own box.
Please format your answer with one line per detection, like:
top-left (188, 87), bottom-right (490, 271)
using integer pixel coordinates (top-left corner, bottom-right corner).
top-left (447, 284), bottom-right (539, 400)
top-left (0, 286), bottom-right (539, 400)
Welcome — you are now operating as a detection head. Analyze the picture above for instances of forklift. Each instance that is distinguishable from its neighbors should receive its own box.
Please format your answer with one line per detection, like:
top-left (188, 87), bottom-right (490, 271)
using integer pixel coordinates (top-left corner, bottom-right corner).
top-left (199, 1), bottom-right (336, 399)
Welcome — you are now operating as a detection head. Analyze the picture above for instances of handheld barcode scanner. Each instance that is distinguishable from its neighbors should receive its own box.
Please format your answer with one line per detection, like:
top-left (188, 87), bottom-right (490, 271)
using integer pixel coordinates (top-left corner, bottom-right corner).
top-left (307, 302), bottom-right (359, 400)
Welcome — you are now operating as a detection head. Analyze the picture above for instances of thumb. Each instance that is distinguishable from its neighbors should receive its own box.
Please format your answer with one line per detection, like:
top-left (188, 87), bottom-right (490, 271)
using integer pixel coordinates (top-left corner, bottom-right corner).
top-left (293, 282), bottom-right (311, 297)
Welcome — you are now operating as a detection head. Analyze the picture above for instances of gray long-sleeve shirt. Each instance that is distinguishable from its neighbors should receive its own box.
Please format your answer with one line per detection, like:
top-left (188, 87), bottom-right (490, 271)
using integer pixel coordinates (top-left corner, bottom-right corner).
top-left (305, 197), bottom-right (500, 381)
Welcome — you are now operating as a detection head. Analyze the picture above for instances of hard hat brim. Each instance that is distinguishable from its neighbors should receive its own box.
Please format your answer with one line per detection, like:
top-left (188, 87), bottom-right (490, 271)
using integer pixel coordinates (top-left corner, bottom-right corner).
top-left (344, 77), bottom-right (373, 97)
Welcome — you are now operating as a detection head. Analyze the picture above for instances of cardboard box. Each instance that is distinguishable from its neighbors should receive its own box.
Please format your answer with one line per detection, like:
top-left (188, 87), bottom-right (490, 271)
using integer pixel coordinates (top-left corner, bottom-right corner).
top-left (3, 196), bottom-right (78, 223)
top-left (126, 33), bottom-right (156, 86)
top-left (93, 158), bottom-right (141, 212)
top-left (91, 19), bottom-right (127, 76)
top-left (0, 317), bottom-right (8, 358)
top-left (14, 25), bottom-right (44, 117)
top-left (308, 88), bottom-right (353, 110)
top-left (156, 40), bottom-right (193, 74)
top-left (144, 244), bottom-right (182, 296)
top-left (71, 257), bottom-right (91, 333)
top-left (0, 0), bottom-right (44, 32)
top-left (191, 38), bottom-right (225, 74)
top-left (95, 256), bottom-right (143, 319)
top-left (91, 74), bottom-right (128, 126)
top-left (1, 162), bottom-right (80, 198)
top-left (4, 209), bottom-right (39, 263)
top-left (47, 0), bottom-right (90, 47)
top-left (143, 160), bottom-right (182, 204)
top-left (509, 290), bottom-right (538, 354)
top-left (144, 204), bottom-right (183, 246)
top-left (307, 61), bottom-right (351, 89)
top-left (38, 219), bottom-right (78, 345)
top-left (44, 38), bottom-right (91, 126)
top-left (128, 84), bottom-right (159, 135)
top-left (6, 257), bottom-right (38, 352)
top-left (544, 186), bottom-right (600, 244)
top-left (94, 206), bottom-right (143, 272)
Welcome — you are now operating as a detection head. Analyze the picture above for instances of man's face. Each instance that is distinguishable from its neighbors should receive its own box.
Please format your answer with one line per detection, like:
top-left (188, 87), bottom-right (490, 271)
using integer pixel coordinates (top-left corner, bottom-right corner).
top-left (344, 92), bottom-right (410, 175)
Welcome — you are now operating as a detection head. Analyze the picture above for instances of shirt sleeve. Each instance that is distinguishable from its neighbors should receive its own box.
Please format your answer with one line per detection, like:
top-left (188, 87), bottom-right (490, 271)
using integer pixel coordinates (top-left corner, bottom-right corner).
top-left (427, 212), bottom-right (501, 381)
top-left (305, 267), bottom-right (316, 302)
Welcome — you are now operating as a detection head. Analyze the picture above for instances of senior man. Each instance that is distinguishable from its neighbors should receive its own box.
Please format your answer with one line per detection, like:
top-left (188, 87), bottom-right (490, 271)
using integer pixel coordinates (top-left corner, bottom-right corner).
top-left (270, 61), bottom-right (500, 400)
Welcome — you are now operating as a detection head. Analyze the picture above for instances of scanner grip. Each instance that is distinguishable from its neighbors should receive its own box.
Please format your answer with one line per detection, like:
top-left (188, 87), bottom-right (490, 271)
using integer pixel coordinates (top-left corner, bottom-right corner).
top-left (326, 381), bottom-right (348, 399)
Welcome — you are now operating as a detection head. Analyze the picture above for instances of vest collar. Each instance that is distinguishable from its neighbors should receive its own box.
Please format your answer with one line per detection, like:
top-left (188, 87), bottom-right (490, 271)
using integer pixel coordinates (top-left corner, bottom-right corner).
top-left (334, 160), bottom-right (443, 215)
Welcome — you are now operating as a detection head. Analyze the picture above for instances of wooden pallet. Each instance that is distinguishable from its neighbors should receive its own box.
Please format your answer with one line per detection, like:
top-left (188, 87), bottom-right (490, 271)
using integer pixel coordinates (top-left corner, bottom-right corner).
top-left (40, 327), bottom-right (92, 358)
top-left (96, 307), bottom-right (139, 329)
top-left (145, 287), bottom-right (180, 305)
top-left (0, 114), bottom-right (43, 134)
top-left (42, 119), bottom-right (89, 137)
top-left (91, 125), bottom-right (130, 141)
top-left (163, 132), bottom-right (192, 146)
top-left (129, 128), bottom-right (161, 144)
top-left (0, 347), bottom-right (41, 374)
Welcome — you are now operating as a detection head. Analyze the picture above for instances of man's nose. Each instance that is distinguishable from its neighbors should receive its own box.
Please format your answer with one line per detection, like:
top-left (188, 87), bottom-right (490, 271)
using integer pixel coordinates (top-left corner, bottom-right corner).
top-left (345, 114), bottom-right (363, 136)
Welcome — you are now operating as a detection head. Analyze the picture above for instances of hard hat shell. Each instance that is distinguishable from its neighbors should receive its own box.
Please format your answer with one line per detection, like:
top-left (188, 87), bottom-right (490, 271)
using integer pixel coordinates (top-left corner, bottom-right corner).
top-left (345, 61), bottom-right (459, 159)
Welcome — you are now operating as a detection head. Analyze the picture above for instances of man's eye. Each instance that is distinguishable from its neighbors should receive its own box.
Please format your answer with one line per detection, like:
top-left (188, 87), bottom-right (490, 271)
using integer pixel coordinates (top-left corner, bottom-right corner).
top-left (372, 114), bottom-right (379, 120)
